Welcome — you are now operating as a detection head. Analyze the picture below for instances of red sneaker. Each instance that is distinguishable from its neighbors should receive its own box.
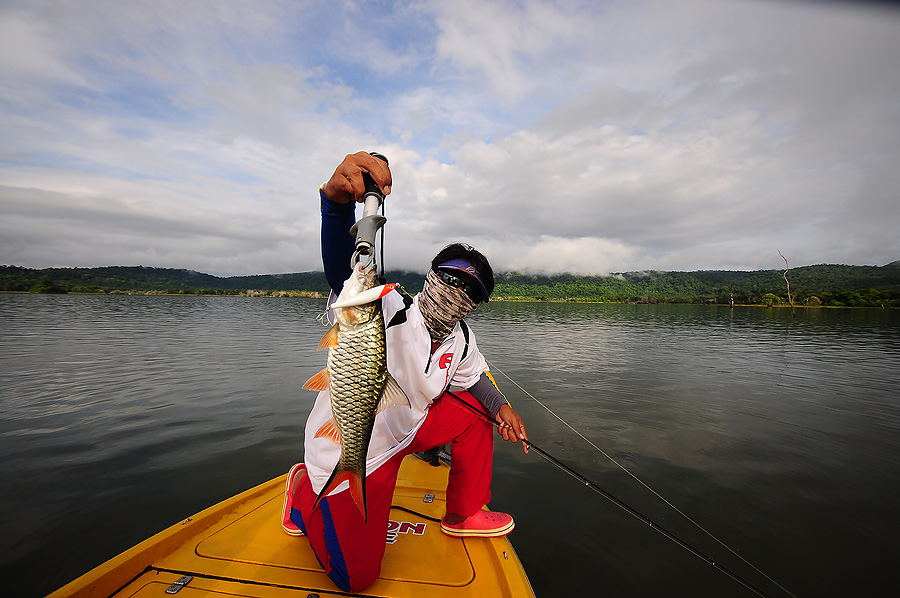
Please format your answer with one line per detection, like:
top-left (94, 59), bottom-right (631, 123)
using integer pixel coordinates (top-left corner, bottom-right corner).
top-left (282, 463), bottom-right (307, 536)
top-left (440, 510), bottom-right (515, 538)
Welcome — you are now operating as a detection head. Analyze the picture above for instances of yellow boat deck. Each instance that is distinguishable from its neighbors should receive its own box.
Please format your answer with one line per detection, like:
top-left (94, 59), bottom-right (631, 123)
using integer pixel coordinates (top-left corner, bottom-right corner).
top-left (49, 455), bottom-right (534, 597)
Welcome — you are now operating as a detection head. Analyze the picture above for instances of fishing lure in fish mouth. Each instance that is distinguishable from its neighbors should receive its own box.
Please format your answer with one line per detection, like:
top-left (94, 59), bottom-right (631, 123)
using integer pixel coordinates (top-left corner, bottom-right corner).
top-left (328, 282), bottom-right (397, 309)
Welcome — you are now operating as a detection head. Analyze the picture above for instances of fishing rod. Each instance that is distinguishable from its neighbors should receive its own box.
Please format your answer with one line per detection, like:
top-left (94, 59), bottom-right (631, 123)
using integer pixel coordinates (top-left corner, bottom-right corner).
top-left (443, 389), bottom-right (785, 598)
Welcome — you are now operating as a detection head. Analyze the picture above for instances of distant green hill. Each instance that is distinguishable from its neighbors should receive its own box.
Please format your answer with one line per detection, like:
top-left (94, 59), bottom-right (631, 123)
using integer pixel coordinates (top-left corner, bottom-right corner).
top-left (2, 263), bottom-right (898, 307)
top-left (0, 265), bottom-right (427, 298)
top-left (493, 264), bottom-right (900, 307)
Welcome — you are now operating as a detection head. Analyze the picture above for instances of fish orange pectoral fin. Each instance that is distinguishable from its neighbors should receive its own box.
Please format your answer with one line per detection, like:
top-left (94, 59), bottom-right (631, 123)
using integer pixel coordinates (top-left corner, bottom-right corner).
top-left (314, 418), bottom-right (341, 444)
top-left (316, 323), bottom-right (340, 350)
top-left (302, 368), bottom-right (331, 391)
top-left (375, 374), bottom-right (411, 415)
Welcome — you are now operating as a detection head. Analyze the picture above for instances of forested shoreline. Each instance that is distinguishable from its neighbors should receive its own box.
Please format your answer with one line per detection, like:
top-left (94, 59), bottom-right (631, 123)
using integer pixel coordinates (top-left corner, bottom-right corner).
top-left (2, 263), bottom-right (899, 307)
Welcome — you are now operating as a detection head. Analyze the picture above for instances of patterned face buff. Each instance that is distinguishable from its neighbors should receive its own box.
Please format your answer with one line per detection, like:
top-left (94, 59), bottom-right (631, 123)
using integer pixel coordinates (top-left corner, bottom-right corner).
top-left (419, 269), bottom-right (479, 343)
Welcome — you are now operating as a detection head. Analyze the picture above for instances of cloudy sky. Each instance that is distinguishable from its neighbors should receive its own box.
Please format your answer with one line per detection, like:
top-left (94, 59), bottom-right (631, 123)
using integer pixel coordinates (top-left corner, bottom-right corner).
top-left (2, 0), bottom-right (898, 277)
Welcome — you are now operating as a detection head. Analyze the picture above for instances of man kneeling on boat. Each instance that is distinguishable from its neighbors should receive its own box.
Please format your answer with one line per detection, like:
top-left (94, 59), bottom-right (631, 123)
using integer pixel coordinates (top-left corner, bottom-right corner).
top-left (282, 151), bottom-right (529, 593)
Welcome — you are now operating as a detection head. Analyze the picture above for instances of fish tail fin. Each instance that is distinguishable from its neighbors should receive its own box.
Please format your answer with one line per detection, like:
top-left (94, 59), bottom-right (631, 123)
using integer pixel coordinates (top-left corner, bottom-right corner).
top-left (349, 470), bottom-right (367, 523)
top-left (312, 466), bottom-right (367, 523)
top-left (312, 466), bottom-right (343, 512)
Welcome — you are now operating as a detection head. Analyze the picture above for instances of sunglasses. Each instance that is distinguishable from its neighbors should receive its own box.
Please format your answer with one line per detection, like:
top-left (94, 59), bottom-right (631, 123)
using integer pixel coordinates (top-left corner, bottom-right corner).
top-left (435, 269), bottom-right (482, 304)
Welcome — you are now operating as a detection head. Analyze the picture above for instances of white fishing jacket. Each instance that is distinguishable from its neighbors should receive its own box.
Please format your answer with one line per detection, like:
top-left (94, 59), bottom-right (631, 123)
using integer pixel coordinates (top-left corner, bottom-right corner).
top-left (303, 290), bottom-right (488, 494)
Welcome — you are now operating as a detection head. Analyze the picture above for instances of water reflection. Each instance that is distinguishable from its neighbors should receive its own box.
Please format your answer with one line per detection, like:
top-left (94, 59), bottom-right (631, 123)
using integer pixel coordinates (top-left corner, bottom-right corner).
top-left (1, 295), bottom-right (898, 597)
top-left (469, 302), bottom-right (900, 595)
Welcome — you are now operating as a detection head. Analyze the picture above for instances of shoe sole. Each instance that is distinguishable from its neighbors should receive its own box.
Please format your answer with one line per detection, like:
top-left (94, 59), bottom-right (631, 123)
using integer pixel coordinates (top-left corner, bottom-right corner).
top-left (440, 519), bottom-right (515, 538)
top-left (282, 463), bottom-right (306, 537)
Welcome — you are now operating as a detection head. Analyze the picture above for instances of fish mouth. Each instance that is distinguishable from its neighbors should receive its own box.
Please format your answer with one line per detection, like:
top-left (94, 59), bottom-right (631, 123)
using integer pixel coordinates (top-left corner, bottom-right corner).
top-left (355, 260), bottom-right (378, 287)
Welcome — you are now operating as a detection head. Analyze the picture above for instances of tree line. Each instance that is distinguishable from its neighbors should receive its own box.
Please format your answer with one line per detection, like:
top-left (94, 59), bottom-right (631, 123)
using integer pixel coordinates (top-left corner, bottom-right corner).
top-left (492, 263), bottom-right (900, 307)
top-left (0, 266), bottom-right (424, 299)
top-left (2, 263), bottom-right (899, 307)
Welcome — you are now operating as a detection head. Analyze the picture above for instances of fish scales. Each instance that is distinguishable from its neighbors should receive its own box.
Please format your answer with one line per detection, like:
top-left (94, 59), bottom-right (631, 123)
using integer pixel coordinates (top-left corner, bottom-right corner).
top-left (327, 309), bottom-right (387, 472)
top-left (302, 261), bottom-right (409, 522)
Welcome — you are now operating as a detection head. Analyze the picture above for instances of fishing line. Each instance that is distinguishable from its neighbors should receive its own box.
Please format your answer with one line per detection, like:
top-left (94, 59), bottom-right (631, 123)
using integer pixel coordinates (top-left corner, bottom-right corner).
top-left (378, 199), bottom-right (386, 279)
top-left (446, 376), bottom-right (795, 598)
top-left (485, 362), bottom-right (798, 597)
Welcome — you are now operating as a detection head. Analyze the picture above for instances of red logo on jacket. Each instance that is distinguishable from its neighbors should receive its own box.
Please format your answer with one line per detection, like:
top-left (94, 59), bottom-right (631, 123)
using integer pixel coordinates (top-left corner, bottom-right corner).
top-left (439, 353), bottom-right (453, 369)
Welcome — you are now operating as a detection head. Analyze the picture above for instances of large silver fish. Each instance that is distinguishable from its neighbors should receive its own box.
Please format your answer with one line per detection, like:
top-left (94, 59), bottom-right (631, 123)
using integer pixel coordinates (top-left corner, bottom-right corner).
top-left (302, 261), bottom-right (409, 522)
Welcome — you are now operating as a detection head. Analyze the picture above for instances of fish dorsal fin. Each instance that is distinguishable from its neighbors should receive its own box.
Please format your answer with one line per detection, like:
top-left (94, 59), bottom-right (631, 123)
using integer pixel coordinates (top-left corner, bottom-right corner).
top-left (317, 323), bottom-right (340, 351)
top-left (376, 374), bottom-right (411, 415)
top-left (314, 417), bottom-right (341, 445)
top-left (302, 368), bottom-right (331, 391)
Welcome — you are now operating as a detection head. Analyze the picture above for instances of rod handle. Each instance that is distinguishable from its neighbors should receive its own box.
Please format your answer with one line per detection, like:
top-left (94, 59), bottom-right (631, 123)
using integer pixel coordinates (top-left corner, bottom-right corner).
top-left (360, 152), bottom-right (389, 217)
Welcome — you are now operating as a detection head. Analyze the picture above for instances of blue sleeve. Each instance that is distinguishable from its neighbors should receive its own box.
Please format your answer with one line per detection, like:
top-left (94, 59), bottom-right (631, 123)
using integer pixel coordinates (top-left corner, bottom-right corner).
top-left (320, 188), bottom-right (357, 295)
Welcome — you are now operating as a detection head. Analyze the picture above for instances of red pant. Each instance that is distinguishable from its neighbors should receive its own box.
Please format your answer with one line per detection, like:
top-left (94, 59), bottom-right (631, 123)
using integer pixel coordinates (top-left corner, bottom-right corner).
top-left (290, 391), bottom-right (494, 592)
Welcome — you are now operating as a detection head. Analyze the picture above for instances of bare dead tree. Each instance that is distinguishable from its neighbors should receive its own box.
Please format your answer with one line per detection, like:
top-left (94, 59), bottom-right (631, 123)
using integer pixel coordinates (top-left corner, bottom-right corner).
top-left (778, 250), bottom-right (796, 319)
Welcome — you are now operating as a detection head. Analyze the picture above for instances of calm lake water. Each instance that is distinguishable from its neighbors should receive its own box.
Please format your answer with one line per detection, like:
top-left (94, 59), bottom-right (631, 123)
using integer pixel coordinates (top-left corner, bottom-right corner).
top-left (1, 294), bottom-right (898, 597)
